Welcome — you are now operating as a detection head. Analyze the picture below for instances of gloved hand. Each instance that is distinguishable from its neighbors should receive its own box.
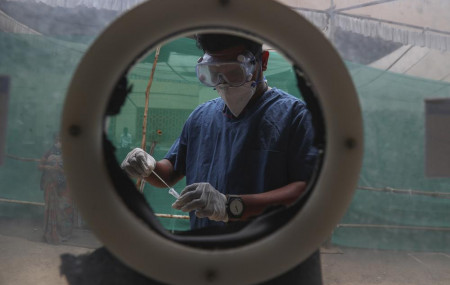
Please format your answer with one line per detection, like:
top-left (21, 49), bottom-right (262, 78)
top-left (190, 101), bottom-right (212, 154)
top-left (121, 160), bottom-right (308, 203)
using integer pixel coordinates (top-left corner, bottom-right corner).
top-left (172, 183), bottom-right (228, 222)
top-left (120, 148), bottom-right (156, 178)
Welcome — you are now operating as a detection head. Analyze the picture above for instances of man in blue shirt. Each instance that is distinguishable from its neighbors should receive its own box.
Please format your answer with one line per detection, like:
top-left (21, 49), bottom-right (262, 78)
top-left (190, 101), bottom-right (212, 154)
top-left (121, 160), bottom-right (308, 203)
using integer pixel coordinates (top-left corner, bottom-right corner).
top-left (122, 34), bottom-right (317, 230)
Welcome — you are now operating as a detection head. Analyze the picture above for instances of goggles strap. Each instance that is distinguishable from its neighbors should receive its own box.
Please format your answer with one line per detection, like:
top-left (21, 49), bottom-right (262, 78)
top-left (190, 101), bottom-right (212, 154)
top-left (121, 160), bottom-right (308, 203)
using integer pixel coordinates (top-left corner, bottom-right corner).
top-left (250, 62), bottom-right (264, 88)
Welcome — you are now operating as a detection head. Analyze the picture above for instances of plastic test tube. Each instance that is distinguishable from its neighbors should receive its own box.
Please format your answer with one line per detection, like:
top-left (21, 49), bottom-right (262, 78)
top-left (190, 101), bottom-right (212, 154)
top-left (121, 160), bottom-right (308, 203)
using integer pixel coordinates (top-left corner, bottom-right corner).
top-left (151, 171), bottom-right (180, 199)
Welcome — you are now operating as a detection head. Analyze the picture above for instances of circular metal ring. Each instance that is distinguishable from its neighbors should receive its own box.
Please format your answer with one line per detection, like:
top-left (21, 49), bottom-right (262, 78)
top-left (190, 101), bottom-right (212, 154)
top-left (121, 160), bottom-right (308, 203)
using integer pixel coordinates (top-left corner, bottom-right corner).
top-left (61, 0), bottom-right (363, 284)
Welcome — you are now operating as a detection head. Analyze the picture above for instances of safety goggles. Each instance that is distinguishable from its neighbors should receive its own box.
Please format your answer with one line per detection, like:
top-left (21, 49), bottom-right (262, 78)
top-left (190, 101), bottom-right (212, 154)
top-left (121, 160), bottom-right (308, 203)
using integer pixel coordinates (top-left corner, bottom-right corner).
top-left (196, 50), bottom-right (257, 87)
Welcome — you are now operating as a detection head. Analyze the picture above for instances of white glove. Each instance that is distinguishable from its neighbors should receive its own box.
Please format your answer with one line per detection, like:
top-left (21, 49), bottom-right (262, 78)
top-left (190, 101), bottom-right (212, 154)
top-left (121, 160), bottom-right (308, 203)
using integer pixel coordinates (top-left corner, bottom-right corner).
top-left (172, 183), bottom-right (228, 222)
top-left (120, 148), bottom-right (156, 178)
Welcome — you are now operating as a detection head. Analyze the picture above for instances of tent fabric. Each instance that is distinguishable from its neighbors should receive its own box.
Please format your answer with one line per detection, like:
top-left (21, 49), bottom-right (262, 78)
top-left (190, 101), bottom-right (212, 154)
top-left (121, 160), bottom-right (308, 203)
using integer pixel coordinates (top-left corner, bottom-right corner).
top-left (287, 0), bottom-right (450, 52)
top-left (3, 0), bottom-right (142, 11)
top-left (370, 45), bottom-right (450, 83)
top-left (0, 7), bottom-right (39, 34)
top-left (331, 13), bottom-right (450, 51)
top-left (4, 1), bottom-right (450, 51)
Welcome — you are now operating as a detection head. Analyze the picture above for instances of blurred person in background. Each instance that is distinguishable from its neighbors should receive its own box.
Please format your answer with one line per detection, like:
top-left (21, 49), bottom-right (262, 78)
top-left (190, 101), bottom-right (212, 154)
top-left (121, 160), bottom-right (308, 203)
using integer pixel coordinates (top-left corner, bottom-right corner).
top-left (119, 127), bottom-right (133, 159)
top-left (39, 133), bottom-right (74, 244)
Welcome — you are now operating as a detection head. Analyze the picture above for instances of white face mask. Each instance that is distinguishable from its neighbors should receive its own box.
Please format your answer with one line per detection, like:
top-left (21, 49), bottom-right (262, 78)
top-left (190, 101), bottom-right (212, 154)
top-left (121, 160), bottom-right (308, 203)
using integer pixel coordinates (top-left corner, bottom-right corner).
top-left (216, 81), bottom-right (257, 117)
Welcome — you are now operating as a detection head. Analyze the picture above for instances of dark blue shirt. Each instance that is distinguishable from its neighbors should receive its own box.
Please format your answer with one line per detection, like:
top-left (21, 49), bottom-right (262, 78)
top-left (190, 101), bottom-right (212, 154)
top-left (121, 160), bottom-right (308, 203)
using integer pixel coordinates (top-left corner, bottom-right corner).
top-left (165, 88), bottom-right (317, 229)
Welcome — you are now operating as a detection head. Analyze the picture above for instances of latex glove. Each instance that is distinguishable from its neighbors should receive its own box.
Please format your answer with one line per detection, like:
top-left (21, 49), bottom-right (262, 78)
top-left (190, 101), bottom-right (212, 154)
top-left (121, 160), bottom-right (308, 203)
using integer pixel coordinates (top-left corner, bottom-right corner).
top-left (172, 183), bottom-right (228, 222)
top-left (120, 148), bottom-right (156, 178)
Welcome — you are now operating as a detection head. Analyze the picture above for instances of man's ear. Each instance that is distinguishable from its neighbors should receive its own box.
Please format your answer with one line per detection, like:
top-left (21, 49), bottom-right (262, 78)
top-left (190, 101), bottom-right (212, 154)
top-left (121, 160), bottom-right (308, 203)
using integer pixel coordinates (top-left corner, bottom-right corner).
top-left (261, 50), bottom-right (269, 71)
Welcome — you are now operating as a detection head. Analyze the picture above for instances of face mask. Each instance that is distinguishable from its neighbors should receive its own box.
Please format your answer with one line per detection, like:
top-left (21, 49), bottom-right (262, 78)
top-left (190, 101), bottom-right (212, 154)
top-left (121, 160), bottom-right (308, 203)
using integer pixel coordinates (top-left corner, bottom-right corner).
top-left (216, 81), bottom-right (257, 117)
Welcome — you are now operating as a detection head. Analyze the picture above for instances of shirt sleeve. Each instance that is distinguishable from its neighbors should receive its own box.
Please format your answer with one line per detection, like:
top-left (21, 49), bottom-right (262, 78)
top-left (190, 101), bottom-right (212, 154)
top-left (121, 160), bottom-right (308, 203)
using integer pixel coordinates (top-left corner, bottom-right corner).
top-left (288, 105), bottom-right (318, 182)
top-left (164, 114), bottom-right (192, 175)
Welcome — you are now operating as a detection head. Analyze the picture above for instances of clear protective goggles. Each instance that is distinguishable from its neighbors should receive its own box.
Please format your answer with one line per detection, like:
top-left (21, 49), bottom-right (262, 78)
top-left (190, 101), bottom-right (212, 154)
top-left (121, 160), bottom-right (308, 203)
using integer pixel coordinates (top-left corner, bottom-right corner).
top-left (196, 50), bottom-right (257, 87)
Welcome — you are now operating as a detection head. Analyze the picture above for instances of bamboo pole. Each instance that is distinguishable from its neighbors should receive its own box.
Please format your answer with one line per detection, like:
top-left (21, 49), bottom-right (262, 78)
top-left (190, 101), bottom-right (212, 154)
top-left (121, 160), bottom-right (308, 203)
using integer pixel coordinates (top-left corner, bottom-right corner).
top-left (136, 46), bottom-right (161, 192)
top-left (140, 46), bottom-right (161, 150)
top-left (139, 141), bottom-right (157, 192)
top-left (154, 213), bottom-right (190, 220)
top-left (0, 198), bottom-right (189, 219)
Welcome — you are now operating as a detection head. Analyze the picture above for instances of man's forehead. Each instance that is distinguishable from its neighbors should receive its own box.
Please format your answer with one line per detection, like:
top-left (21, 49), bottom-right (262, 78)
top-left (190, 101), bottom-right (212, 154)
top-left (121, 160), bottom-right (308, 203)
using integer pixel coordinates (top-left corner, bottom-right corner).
top-left (204, 45), bottom-right (247, 59)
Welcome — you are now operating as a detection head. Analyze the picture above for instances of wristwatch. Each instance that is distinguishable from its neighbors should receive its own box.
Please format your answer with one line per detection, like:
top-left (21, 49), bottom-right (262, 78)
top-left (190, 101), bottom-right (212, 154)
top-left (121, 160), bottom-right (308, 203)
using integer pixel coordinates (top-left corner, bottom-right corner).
top-left (226, 195), bottom-right (245, 219)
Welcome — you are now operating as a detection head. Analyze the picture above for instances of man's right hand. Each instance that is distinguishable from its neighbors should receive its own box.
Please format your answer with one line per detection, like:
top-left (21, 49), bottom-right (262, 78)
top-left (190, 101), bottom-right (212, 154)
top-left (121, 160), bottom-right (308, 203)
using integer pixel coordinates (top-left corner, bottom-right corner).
top-left (120, 148), bottom-right (156, 178)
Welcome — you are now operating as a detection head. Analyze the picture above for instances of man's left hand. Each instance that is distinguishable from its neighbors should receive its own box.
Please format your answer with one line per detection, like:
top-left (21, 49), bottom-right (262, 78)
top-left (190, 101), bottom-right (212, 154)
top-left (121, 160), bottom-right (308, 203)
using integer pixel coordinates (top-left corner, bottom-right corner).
top-left (172, 183), bottom-right (228, 222)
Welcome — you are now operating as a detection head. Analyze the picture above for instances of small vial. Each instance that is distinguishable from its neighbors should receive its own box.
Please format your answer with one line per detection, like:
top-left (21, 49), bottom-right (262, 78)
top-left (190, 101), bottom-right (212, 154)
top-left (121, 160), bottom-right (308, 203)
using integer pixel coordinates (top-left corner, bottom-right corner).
top-left (168, 187), bottom-right (180, 199)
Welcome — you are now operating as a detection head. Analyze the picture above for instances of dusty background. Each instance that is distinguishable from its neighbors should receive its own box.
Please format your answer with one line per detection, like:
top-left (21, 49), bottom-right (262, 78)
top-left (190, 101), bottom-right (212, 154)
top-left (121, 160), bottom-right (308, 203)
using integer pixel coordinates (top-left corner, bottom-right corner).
top-left (0, 218), bottom-right (449, 285)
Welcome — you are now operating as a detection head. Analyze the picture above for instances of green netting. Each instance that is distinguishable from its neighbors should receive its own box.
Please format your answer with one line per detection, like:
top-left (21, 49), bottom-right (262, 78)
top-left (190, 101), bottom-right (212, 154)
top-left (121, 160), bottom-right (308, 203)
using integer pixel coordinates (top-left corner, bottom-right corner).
top-left (333, 62), bottom-right (450, 252)
top-left (0, 33), bottom-right (449, 251)
top-left (0, 33), bottom-right (84, 203)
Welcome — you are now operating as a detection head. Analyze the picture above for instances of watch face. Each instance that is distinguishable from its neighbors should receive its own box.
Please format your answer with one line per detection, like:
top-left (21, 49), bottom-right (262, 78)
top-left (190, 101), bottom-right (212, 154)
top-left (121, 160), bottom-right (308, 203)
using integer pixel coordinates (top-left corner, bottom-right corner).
top-left (229, 199), bottom-right (244, 216)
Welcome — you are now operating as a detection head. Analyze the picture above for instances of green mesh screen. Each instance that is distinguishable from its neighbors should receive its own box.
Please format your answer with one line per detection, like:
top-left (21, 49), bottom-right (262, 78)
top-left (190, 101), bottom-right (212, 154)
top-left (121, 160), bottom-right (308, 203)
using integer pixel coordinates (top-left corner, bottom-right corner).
top-left (1, 33), bottom-right (449, 250)
top-left (333, 62), bottom-right (450, 251)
